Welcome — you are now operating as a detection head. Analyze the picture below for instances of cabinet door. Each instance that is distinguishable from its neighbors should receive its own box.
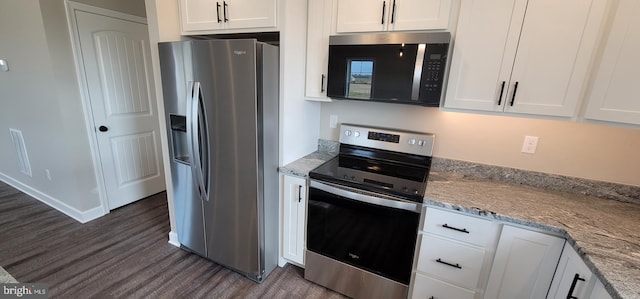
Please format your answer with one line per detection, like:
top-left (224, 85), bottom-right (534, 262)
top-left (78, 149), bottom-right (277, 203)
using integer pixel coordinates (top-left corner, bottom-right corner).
top-left (411, 272), bottom-right (476, 299)
top-left (282, 175), bottom-right (307, 265)
top-left (548, 245), bottom-right (594, 299)
top-left (445, 0), bottom-right (606, 117)
top-left (224, 0), bottom-right (276, 30)
top-left (505, 0), bottom-right (607, 117)
top-left (180, 0), bottom-right (225, 31)
top-left (336, 0), bottom-right (388, 33)
top-left (390, 0), bottom-right (451, 31)
top-left (484, 225), bottom-right (565, 299)
top-left (443, 0), bottom-right (526, 111)
top-left (585, 0), bottom-right (640, 125)
top-left (305, 0), bottom-right (333, 100)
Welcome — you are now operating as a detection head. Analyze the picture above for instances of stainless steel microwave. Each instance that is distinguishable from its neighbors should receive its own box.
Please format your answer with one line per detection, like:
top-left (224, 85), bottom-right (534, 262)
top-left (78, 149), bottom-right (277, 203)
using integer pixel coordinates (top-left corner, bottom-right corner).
top-left (327, 32), bottom-right (451, 107)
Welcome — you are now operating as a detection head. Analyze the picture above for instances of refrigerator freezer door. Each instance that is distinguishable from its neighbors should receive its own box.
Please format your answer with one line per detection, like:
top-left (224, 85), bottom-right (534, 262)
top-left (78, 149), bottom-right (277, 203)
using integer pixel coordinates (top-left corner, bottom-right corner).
top-left (192, 39), bottom-right (262, 277)
top-left (159, 42), bottom-right (207, 257)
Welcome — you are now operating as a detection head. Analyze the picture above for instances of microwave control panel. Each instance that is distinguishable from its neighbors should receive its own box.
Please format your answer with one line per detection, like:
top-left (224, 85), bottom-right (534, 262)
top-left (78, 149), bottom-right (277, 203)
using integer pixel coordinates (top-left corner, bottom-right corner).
top-left (420, 44), bottom-right (449, 101)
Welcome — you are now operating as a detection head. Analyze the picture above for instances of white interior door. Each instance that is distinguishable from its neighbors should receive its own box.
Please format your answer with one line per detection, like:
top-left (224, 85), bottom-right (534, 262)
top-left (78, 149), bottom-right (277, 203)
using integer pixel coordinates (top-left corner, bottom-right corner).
top-left (75, 10), bottom-right (165, 210)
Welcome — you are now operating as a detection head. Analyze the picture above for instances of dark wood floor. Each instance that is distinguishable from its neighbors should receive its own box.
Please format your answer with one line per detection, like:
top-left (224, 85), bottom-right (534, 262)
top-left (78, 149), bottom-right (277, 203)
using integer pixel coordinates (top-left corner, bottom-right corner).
top-left (0, 181), bottom-right (347, 298)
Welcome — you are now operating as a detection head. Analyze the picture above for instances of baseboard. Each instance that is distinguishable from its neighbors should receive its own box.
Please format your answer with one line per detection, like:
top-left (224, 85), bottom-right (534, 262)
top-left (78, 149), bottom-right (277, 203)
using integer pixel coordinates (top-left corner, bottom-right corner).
top-left (168, 231), bottom-right (180, 247)
top-left (0, 172), bottom-right (106, 223)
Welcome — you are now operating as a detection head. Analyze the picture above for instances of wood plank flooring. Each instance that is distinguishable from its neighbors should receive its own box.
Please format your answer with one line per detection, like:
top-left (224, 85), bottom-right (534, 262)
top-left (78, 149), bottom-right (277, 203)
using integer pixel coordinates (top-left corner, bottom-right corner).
top-left (0, 181), bottom-right (347, 298)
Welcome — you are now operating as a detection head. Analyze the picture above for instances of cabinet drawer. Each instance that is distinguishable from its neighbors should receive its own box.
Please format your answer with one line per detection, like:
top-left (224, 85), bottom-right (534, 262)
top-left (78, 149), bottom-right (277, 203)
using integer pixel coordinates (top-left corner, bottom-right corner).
top-left (416, 234), bottom-right (485, 289)
top-left (423, 207), bottom-right (496, 247)
top-left (411, 272), bottom-right (476, 299)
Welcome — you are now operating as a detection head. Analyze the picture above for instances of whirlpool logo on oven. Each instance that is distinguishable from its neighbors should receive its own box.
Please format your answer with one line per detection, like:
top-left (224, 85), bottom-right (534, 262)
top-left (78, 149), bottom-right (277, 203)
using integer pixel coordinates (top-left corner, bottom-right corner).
top-left (348, 253), bottom-right (360, 260)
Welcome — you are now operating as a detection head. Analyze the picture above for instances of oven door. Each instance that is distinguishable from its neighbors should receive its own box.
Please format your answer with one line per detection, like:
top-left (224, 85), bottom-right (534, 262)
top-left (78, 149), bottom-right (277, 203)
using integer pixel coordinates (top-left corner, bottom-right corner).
top-left (306, 180), bottom-right (421, 285)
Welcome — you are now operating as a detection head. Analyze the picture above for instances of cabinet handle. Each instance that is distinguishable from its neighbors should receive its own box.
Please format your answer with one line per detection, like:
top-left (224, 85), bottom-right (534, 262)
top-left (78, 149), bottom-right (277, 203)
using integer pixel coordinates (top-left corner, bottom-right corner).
top-left (390, 0), bottom-right (396, 24)
top-left (429, 297), bottom-right (434, 299)
top-left (216, 2), bottom-right (222, 23)
top-left (298, 185), bottom-right (302, 203)
top-left (442, 223), bottom-right (470, 234)
top-left (510, 81), bottom-right (519, 106)
top-left (567, 273), bottom-right (586, 299)
top-left (223, 1), bottom-right (229, 22)
top-left (321, 74), bottom-right (325, 93)
top-left (381, 1), bottom-right (386, 24)
top-left (436, 258), bottom-right (462, 269)
top-left (497, 81), bottom-right (506, 105)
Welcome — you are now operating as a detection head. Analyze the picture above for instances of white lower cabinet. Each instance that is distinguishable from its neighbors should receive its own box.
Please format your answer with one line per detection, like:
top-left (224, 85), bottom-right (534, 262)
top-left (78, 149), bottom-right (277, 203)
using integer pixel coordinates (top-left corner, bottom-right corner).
top-left (412, 272), bottom-right (476, 299)
top-left (484, 225), bottom-right (565, 299)
top-left (548, 245), bottom-right (594, 299)
top-left (548, 245), bottom-right (615, 299)
top-left (281, 175), bottom-right (307, 266)
top-left (416, 234), bottom-right (486, 290)
top-left (410, 208), bottom-right (500, 299)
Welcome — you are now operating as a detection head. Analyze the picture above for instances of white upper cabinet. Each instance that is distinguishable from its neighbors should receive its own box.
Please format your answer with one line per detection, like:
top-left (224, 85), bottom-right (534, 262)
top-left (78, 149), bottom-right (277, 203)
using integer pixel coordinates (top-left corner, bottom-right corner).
top-left (179, 0), bottom-right (276, 33)
top-left (336, 0), bottom-right (452, 33)
top-left (584, 0), bottom-right (640, 125)
top-left (444, 0), bottom-right (607, 117)
top-left (305, 0), bottom-right (334, 100)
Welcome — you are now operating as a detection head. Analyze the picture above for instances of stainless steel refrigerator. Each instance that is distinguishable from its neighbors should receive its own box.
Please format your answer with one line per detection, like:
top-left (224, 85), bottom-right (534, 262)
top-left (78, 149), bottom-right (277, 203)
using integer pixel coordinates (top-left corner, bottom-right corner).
top-left (158, 39), bottom-right (279, 282)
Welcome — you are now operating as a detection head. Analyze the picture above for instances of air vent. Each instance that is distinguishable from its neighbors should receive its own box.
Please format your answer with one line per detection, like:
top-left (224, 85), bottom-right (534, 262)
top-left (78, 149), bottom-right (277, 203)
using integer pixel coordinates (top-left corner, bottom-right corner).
top-left (9, 128), bottom-right (32, 177)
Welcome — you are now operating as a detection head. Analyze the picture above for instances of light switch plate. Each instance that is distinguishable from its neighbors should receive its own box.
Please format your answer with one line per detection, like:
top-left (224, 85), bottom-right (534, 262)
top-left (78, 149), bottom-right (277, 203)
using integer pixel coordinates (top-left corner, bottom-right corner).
top-left (329, 115), bottom-right (338, 129)
top-left (521, 136), bottom-right (539, 154)
top-left (0, 59), bottom-right (8, 72)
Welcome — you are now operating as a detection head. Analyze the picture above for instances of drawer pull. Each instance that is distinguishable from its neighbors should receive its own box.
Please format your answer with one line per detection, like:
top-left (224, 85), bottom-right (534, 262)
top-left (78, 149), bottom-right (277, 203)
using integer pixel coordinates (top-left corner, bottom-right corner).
top-left (567, 273), bottom-right (586, 299)
top-left (436, 258), bottom-right (462, 269)
top-left (442, 223), bottom-right (470, 234)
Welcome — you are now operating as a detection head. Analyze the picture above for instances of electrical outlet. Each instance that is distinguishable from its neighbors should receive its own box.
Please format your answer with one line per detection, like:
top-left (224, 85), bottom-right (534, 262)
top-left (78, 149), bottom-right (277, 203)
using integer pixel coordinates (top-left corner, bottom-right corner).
top-left (329, 115), bottom-right (338, 129)
top-left (45, 169), bottom-right (52, 181)
top-left (521, 136), bottom-right (539, 154)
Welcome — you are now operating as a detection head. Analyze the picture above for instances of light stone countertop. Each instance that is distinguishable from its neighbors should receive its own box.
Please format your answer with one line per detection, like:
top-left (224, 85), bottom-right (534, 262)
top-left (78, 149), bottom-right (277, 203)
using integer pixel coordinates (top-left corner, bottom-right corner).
top-left (279, 151), bottom-right (640, 299)
top-left (425, 172), bottom-right (639, 299)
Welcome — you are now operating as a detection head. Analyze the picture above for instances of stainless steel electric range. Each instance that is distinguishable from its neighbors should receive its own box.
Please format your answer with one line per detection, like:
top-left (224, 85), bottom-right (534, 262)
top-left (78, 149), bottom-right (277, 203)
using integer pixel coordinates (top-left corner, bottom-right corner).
top-left (305, 124), bottom-right (435, 299)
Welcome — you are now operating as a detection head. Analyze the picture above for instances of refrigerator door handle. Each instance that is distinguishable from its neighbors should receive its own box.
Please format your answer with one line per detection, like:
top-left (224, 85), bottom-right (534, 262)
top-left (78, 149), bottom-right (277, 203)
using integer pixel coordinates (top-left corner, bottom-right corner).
top-left (188, 81), bottom-right (208, 201)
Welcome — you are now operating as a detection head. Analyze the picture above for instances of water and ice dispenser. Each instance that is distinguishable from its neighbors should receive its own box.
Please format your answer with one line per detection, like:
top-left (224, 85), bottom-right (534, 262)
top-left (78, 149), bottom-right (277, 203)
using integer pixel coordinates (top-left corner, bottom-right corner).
top-left (170, 114), bottom-right (189, 164)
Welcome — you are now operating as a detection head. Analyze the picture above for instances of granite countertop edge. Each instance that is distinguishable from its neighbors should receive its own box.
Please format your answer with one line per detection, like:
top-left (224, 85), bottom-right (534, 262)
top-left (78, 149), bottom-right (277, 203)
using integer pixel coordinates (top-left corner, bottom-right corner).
top-left (279, 149), bottom-right (638, 299)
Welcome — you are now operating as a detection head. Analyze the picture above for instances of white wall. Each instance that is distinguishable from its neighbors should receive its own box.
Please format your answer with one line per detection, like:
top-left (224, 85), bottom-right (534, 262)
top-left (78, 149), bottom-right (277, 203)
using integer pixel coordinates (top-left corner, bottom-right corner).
top-left (0, 0), bottom-right (154, 222)
top-left (0, 0), bottom-right (101, 217)
top-left (279, 0), bottom-right (322, 165)
top-left (320, 101), bottom-right (640, 187)
top-left (145, 0), bottom-right (182, 239)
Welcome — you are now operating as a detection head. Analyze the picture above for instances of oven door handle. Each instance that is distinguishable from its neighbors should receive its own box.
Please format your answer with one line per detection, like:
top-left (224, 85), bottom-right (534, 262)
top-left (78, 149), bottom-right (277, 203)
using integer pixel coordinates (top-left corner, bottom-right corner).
top-left (310, 180), bottom-right (422, 213)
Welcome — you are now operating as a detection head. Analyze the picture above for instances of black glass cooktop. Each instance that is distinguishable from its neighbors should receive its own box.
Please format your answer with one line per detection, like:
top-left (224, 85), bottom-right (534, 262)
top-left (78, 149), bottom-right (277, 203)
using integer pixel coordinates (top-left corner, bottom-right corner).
top-left (309, 145), bottom-right (432, 203)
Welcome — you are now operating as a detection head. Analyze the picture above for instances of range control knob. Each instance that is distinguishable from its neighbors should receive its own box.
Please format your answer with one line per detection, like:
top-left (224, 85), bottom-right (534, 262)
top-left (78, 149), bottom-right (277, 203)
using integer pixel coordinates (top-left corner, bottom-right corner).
top-left (408, 138), bottom-right (416, 145)
top-left (344, 130), bottom-right (352, 137)
top-left (354, 131), bottom-right (361, 137)
top-left (413, 189), bottom-right (419, 195)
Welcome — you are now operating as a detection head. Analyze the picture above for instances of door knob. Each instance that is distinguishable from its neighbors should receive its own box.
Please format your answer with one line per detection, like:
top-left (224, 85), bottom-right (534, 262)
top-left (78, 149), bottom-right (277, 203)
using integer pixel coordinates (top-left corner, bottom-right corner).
top-left (98, 126), bottom-right (109, 132)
